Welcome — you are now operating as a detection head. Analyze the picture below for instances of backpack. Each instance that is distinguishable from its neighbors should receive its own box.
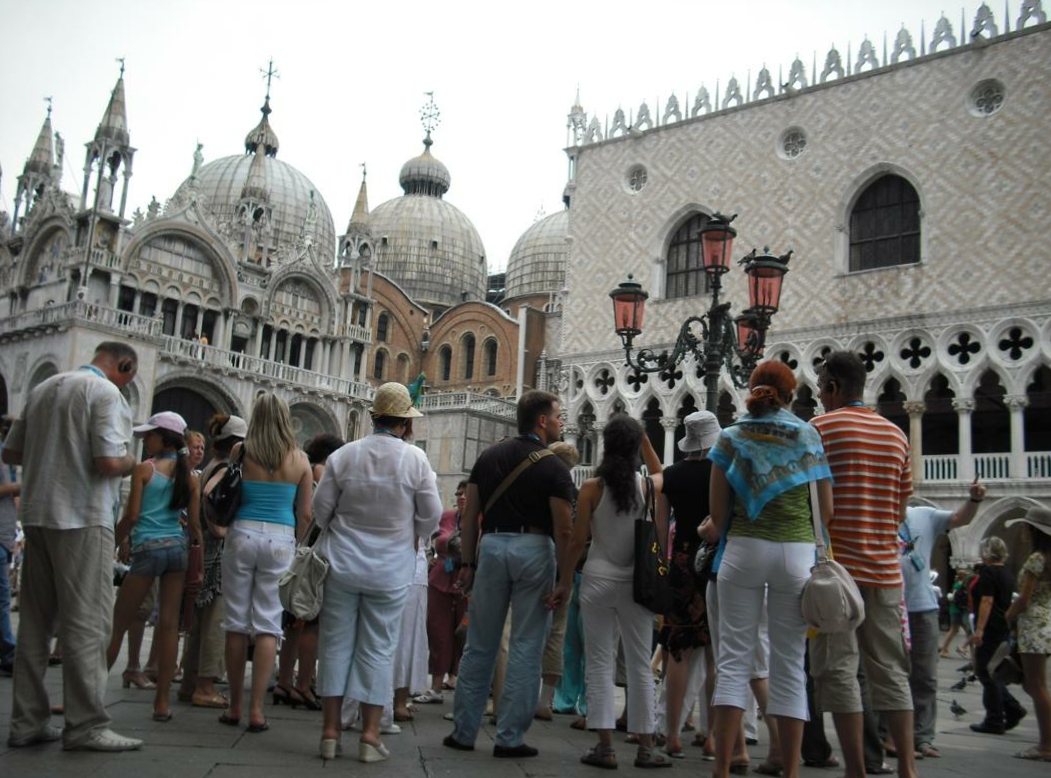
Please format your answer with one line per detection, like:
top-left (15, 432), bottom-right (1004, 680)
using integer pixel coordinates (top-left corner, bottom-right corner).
top-left (952, 582), bottom-right (968, 609)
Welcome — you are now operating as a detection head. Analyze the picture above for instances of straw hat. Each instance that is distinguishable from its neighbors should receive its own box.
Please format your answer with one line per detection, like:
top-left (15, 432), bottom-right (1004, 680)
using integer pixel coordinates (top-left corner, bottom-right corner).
top-left (678, 410), bottom-right (721, 453)
top-left (371, 382), bottom-right (423, 418)
top-left (1005, 506), bottom-right (1051, 537)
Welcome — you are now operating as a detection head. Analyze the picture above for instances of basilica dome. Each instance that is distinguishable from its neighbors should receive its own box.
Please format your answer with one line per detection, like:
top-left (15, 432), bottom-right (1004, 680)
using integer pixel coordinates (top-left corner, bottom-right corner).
top-left (504, 208), bottom-right (569, 300)
top-left (172, 100), bottom-right (336, 261)
top-left (370, 137), bottom-right (487, 310)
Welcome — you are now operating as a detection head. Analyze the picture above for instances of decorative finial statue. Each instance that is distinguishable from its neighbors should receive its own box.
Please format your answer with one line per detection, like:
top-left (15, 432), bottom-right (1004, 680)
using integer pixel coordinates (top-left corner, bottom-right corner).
top-left (44, 95), bottom-right (53, 119)
top-left (360, 161), bottom-right (367, 180)
top-left (116, 56), bottom-right (126, 77)
top-left (420, 92), bottom-right (440, 145)
top-left (260, 58), bottom-right (280, 101)
top-left (191, 142), bottom-right (204, 179)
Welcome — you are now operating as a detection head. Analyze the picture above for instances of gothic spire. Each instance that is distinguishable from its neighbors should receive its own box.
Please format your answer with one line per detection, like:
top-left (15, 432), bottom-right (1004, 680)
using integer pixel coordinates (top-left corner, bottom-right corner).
top-left (95, 65), bottom-right (130, 145)
top-left (348, 163), bottom-right (369, 230)
top-left (24, 106), bottom-right (55, 176)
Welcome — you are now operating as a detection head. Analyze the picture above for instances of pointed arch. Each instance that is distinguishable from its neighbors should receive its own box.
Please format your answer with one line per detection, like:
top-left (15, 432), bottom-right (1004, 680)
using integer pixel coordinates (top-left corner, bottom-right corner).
top-left (836, 163), bottom-right (927, 274)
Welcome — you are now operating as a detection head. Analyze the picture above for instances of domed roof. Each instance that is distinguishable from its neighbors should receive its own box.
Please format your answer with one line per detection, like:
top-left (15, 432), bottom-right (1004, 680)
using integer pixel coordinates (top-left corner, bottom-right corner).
top-left (173, 153), bottom-right (336, 260)
top-left (399, 138), bottom-right (450, 198)
top-left (505, 209), bottom-right (570, 300)
top-left (369, 194), bottom-right (487, 310)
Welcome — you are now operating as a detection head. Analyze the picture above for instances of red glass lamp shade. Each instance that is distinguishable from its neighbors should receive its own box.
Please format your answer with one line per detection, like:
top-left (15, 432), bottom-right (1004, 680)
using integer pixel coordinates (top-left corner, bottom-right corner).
top-left (735, 310), bottom-right (763, 356)
top-left (609, 274), bottom-right (649, 339)
top-left (699, 214), bottom-right (738, 275)
top-left (745, 248), bottom-right (791, 315)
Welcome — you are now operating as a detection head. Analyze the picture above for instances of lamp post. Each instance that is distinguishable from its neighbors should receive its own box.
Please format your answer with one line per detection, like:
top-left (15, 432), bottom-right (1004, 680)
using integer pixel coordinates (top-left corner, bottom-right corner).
top-left (609, 213), bottom-right (792, 413)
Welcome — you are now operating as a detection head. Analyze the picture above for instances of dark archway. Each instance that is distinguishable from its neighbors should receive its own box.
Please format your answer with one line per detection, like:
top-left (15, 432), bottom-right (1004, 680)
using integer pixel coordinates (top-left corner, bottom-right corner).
top-left (877, 377), bottom-right (908, 439)
top-left (642, 398), bottom-right (664, 460)
top-left (922, 374), bottom-right (957, 455)
top-left (673, 394), bottom-right (698, 463)
top-left (152, 387), bottom-right (218, 444)
top-left (972, 369), bottom-right (1009, 454)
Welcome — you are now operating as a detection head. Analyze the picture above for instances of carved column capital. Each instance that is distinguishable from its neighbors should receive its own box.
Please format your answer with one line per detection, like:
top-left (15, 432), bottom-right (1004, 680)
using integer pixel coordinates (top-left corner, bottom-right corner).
top-left (952, 398), bottom-right (976, 413)
top-left (1005, 394), bottom-right (1029, 411)
top-left (660, 417), bottom-right (679, 430)
top-left (902, 401), bottom-right (927, 416)
top-left (562, 423), bottom-right (580, 437)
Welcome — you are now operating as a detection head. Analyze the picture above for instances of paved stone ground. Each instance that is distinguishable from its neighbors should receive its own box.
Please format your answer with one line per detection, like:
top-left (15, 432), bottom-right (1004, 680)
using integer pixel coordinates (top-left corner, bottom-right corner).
top-left (0, 619), bottom-right (1047, 777)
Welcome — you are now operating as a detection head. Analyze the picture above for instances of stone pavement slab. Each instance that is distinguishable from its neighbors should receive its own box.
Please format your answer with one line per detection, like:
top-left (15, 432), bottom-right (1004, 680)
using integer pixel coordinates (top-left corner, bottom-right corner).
top-left (1, 638), bottom-right (1049, 777)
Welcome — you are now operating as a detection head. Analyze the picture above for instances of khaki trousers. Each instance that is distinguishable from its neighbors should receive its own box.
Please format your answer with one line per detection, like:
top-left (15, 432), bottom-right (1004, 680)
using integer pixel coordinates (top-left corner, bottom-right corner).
top-left (11, 526), bottom-right (115, 745)
top-left (181, 595), bottom-right (226, 684)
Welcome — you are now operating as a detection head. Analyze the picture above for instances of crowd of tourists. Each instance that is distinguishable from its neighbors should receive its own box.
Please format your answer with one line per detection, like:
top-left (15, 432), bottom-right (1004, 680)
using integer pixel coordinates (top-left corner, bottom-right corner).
top-left (1, 342), bottom-right (1050, 772)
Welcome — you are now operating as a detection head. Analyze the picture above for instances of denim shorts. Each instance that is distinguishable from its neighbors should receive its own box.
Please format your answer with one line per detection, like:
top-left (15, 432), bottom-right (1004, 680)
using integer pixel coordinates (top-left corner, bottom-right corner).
top-left (130, 537), bottom-right (188, 577)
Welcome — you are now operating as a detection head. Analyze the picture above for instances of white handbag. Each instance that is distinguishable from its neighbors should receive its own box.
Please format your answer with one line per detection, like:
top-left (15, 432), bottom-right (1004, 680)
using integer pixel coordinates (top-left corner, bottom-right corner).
top-left (278, 524), bottom-right (329, 621)
top-left (800, 481), bottom-right (865, 633)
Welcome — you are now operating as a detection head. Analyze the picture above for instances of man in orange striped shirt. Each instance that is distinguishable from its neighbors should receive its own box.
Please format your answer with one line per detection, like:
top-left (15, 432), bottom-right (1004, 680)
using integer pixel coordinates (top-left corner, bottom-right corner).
top-left (810, 352), bottom-right (917, 778)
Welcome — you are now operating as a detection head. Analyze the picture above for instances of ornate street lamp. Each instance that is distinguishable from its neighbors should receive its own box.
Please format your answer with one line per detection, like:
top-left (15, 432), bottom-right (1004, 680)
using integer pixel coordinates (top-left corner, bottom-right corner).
top-left (609, 213), bottom-right (792, 412)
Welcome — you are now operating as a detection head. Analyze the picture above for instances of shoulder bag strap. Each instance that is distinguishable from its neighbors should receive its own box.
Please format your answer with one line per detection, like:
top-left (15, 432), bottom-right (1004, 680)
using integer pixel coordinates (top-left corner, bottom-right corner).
top-left (484, 448), bottom-right (554, 515)
top-left (809, 480), bottom-right (829, 562)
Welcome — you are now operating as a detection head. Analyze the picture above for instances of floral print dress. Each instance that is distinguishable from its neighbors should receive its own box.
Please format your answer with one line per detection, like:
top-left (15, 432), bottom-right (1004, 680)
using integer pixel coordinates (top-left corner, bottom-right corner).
top-left (1018, 552), bottom-right (1051, 654)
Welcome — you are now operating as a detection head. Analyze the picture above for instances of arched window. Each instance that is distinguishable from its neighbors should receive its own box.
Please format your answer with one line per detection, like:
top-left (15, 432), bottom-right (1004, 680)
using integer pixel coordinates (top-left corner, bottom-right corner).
top-left (398, 353), bottom-right (411, 383)
top-left (439, 346), bottom-right (452, 382)
top-left (665, 213), bottom-right (711, 300)
top-left (376, 313), bottom-right (389, 342)
top-left (373, 349), bottom-right (386, 380)
top-left (463, 334), bottom-right (476, 380)
top-left (485, 339), bottom-right (498, 376)
top-left (849, 175), bottom-right (920, 272)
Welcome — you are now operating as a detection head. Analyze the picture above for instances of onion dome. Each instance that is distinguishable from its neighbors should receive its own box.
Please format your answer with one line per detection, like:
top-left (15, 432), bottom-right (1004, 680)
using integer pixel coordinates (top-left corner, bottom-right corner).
top-left (244, 97), bottom-right (279, 157)
top-left (398, 136), bottom-right (451, 198)
top-left (505, 209), bottom-right (570, 300)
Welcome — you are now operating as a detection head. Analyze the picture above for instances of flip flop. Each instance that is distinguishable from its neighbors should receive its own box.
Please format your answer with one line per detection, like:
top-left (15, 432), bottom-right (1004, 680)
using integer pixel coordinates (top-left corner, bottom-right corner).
top-left (664, 748), bottom-right (686, 759)
top-left (218, 712), bottom-right (240, 726)
top-left (753, 762), bottom-right (783, 776)
top-left (192, 693), bottom-right (229, 709)
top-left (247, 720), bottom-right (269, 733)
top-left (803, 755), bottom-right (840, 768)
top-left (152, 711), bottom-right (173, 722)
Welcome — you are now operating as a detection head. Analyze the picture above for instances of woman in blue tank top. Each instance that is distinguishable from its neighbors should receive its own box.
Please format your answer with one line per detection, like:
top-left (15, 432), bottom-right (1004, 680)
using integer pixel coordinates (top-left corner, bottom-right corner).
top-left (107, 411), bottom-right (202, 722)
top-left (217, 393), bottom-right (312, 735)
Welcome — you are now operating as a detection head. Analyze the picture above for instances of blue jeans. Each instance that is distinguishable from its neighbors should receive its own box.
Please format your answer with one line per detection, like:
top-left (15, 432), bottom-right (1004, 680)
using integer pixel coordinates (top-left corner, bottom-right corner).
top-left (452, 533), bottom-right (555, 747)
top-left (0, 546), bottom-right (14, 665)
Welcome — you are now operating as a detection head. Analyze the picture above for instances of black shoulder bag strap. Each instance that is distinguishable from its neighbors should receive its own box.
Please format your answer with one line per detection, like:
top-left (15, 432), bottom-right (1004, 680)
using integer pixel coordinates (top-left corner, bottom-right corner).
top-left (484, 449), bottom-right (554, 515)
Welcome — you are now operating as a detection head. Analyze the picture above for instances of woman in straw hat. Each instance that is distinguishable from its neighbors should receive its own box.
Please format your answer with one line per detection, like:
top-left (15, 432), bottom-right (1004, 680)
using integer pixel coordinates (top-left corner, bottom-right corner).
top-left (313, 382), bottom-right (442, 763)
top-left (1005, 506), bottom-right (1051, 761)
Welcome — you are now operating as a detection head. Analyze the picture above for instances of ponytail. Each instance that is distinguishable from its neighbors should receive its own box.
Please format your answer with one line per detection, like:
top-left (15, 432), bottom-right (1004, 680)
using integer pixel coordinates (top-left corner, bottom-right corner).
top-left (158, 429), bottom-right (192, 511)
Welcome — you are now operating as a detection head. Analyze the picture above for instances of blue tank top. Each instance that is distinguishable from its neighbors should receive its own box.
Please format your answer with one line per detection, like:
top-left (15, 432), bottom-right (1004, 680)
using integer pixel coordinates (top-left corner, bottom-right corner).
top-left (236, 481), bottom-right (297, 527)
top-left (131, 470), bottom-right (183, 547)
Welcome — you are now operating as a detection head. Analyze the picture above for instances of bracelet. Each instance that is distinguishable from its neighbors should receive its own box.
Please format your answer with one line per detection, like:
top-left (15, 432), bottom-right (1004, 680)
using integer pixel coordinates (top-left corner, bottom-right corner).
top-left (970, 498), bottom-right (984, 503)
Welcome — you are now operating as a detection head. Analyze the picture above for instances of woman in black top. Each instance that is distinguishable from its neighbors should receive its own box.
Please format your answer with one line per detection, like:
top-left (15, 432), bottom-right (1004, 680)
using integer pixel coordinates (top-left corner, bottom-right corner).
top-left (969, 536), bottom-right (1026, 734)
top-left (658, 411), bottom-right (719, 757)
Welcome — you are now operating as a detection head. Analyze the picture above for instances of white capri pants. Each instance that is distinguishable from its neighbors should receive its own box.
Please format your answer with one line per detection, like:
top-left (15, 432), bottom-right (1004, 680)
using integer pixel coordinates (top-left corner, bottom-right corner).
top-left (221, 520), bottom-right (295, 638)
top-left (712, 536), bottom-right (812, 721)
top-left (580, 574), bottom-right (657, 734)
top-left (316, 576), bottom-right (409, 705)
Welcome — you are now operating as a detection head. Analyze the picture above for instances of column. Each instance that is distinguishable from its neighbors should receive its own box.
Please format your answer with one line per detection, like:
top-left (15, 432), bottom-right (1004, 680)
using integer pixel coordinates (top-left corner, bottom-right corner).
top-left (340, 340), bottom-right (352, 380)
top-left (953, 398), bottom-right (975, 482)
top-left (593, 421), bottom-right (606, 463)
top-left (322, 340), bottom-right (332, 375)
top-left (174, 303), bottom-right (186, 339)
top-left (297, 337), bottom-right (308, 369)
top-left (211, 310), bottom-right (225, 352)
top-left (661, 417), bottom-right (678, 466)
top-left (903, 401), bottom-right (926, 484)
top-left (133, 289), bottom-right (142, 314)
top-left (359, 346), bottom-right (370, 382)
top-left (267, 328), bottom-right (277, 362)
top-left (562, 423), bottom-right (580, 452)
top-left (1006, 394), bottom-right (1029, 479)
top-left (253, 319), bottom-right (265, 357)
top-left (195, 307), bottom-right (204, 337)
top-left (108, 276), bottom-right (121, 307)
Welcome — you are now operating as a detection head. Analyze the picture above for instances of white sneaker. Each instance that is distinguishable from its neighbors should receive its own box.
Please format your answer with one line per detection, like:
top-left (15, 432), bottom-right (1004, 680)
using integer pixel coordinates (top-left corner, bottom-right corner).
top-left (413, 689), bottom-right (444, 704)
top-left (443, 712), bottom-right (454, 721)
top-left (8, 724), bottom-right (62, 747)
top-left (63, 728), bottom-right (143, 752)
top-left (380, 723), bottom-right (402, 735)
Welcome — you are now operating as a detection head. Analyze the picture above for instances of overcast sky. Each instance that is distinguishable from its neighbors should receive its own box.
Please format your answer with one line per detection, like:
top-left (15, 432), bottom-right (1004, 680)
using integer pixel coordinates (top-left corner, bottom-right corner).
top-left (1, 0), bottom-right (993, 271)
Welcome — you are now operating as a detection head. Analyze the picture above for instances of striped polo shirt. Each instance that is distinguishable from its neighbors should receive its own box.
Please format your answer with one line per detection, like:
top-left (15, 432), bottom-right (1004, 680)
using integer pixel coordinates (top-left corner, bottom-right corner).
top-left (811, 406), bottom-right (912, 588)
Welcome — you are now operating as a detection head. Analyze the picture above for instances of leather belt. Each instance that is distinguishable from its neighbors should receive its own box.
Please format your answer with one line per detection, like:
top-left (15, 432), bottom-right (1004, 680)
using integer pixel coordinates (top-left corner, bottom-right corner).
top-left (483, 525), bottom-right (547, 536)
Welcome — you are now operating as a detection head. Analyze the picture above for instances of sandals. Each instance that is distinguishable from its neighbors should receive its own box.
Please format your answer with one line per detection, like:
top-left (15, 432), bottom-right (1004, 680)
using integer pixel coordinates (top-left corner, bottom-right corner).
top-left (803, 755), bottom-right (840, 768)
top-left (634, 745), bottom-right (673, 769)
top-left (753, 762), bottom-right (783, 776)
top-left (917, 743), bottom-right (940, 758)
top-left (571, 717), bottom-right (588, 730)
top-left (192, 692), bottom-right (229, 709)
top-left (581, 744), bottom-right (618, 770)
top-left (730, 760), bottom-right (750, 775)
top-left (1015, 747), bottom-right (1051, 762)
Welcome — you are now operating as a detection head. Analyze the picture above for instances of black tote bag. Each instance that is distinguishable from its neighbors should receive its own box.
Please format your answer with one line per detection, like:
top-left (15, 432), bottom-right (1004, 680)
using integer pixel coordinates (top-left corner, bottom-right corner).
top-left (632, 476), bottom-right (672, 614)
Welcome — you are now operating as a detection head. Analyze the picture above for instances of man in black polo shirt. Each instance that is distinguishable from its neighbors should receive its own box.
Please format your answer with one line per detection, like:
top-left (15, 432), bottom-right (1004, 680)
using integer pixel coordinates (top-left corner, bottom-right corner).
top-left (443, 390), bottom-right (576, 758)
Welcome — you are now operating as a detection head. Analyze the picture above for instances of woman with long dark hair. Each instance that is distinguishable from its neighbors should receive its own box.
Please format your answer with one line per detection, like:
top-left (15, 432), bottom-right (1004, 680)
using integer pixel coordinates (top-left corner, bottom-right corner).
top-left (707, 361), bottom-right (833, 778)
top-left (1005, 507), bottom-right (1051, 761)
top-left (108, 411), bottom-right (202, 722)
top-left (568, 414), bottom-right (669, 769)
